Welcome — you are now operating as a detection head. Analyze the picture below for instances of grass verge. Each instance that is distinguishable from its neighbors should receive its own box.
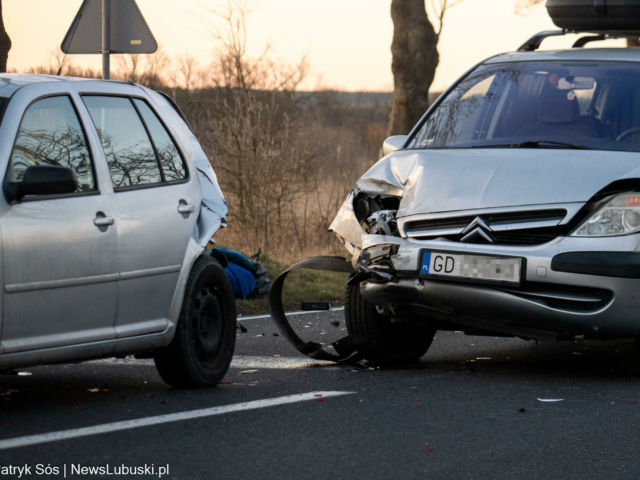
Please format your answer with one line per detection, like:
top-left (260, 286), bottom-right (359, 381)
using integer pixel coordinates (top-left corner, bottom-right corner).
top-left (235, 254), bottom-right (349, 316)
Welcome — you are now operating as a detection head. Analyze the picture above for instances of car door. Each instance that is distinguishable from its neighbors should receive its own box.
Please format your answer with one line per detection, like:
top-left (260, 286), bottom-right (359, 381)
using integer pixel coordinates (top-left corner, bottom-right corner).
top-left (0, 94), bottom-right (119, 354)
top-left (82, 94), bottom-right (197, 338)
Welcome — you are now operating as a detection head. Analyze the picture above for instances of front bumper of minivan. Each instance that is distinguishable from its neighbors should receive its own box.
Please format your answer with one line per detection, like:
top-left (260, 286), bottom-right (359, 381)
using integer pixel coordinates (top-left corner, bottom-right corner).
top-left (355, 233), bottom-right (640, 339)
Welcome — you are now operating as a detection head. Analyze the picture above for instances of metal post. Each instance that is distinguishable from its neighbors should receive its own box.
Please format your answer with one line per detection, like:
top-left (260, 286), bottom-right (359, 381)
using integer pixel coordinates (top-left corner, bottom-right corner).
top-left (102, 0), bottom-right (110, 80)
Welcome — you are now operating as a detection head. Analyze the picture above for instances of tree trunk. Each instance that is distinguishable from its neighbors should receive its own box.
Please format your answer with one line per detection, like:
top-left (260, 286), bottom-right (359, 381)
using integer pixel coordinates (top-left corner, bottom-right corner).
top-left (388, 0), bottom-right (439, 136)
top-left (0, 1), bottom-right (10, 73)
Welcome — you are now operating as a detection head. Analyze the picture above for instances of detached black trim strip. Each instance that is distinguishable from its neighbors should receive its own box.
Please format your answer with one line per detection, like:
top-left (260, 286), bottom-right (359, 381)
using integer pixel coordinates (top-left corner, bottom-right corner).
top-left (551, 252), bottom-right (640, 279)
top-left (268, 256), bottom-right (362, 362)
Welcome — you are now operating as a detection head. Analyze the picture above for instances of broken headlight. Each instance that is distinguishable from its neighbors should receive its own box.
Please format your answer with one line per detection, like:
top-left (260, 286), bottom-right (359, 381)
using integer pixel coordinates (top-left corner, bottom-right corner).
top-left (573, 193), bottom-right (640, 237)
top-left (353, 192), bottom-right (400, 236)
top-left (367, 210), bottom-right (398, 236)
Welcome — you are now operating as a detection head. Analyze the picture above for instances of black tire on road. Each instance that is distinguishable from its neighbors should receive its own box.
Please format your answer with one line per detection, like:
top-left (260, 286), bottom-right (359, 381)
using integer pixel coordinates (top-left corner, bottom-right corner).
top-left (345, 282), bottom-right (435, 364)
top-left (154, 255), bottom-right (237, 388)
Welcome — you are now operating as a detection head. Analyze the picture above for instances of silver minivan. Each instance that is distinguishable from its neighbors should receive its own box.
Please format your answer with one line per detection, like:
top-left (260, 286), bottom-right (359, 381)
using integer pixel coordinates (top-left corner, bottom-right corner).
top-left (330, 39), bottom-right (640, 364)
top-left (0, 74), bottom-right (235, 387)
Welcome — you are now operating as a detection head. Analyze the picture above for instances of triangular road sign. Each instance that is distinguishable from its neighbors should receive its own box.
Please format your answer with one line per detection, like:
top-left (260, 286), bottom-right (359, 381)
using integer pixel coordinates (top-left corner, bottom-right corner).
top-left (61, 0), bottom-right (157, 54)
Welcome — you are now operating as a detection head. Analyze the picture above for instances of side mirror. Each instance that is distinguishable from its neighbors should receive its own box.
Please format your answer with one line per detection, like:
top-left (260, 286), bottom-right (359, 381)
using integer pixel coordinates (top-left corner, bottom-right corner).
top-left (382, 135), bottom-right (408, 156)
top-left (4, 165), bottom-right (79, 203)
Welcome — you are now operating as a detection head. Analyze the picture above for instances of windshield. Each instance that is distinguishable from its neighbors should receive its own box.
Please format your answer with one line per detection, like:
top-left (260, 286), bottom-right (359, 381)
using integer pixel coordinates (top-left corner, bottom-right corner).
top-left (407, 61), bottom-right (640, 152)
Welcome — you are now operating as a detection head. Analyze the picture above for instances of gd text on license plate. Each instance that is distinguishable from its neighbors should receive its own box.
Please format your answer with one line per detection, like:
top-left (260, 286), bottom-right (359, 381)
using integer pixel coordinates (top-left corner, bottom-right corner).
top-left (420, 251), bottom-right (522, 284)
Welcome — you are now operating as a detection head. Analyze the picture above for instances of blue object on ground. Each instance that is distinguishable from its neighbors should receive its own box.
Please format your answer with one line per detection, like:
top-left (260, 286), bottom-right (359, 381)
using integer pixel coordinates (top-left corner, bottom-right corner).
top-left (224, 261), bottom-right (256, 299)
top-left (214, 247), bottom-right (256, 273)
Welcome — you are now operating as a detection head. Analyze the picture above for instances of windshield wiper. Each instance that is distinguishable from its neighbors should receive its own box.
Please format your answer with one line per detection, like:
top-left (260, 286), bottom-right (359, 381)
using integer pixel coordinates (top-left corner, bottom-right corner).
top-left (514, 140), bottom-right (594, 150)
top-left (472, 140), bottom-right (594, 150)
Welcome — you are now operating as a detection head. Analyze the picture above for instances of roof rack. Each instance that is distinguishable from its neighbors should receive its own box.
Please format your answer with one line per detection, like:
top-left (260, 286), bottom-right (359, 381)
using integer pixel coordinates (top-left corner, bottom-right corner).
top-left (518, 30), bottom-right (640, 52)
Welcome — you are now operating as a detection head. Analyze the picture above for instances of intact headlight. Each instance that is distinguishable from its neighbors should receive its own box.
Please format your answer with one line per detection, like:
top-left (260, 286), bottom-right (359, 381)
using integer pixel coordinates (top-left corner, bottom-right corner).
top-left (573, 193), bottom-right (640, 237)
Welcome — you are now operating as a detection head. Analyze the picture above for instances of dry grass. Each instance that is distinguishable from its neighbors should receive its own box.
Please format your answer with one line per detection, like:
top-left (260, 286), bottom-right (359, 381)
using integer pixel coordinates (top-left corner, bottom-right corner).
top-left (214, 249), bottom-right (350, 316)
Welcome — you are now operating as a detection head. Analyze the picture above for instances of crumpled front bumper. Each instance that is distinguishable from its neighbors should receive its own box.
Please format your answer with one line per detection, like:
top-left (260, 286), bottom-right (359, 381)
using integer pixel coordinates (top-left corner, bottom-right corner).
top-left (359, 233), bottom-right (640, 339)
top-left (330, 190), bottom-right (640, 339)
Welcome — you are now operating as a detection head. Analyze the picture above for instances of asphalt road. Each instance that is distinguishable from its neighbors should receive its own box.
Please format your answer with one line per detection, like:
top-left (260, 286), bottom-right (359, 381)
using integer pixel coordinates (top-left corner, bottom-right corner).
top-left (2, 309), bottom-right (640, 480)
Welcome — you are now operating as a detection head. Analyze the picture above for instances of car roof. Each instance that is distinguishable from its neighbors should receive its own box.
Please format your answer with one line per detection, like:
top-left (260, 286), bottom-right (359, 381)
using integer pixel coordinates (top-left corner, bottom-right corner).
top-left (0, 73), bottom-right (135, 98)
top-left (484, 47), bottom-right (640, 65)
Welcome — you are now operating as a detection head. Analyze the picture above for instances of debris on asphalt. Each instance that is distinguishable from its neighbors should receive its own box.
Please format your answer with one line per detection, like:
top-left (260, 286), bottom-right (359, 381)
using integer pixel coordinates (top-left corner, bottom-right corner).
top-left (519, 408), bottom-right (526, 413)
top-left (537, 398), bottom-right (563, 402)
top-left (301, 301), bottom-right (331, 311)
top-left (273, 332), bottom-right (279, 336)
top-left (330, 320), bottom-right (340, 327)
top-left (238, 324), bottom-right (248, 333)
top-left (239, 370), bottom-right (259, 374)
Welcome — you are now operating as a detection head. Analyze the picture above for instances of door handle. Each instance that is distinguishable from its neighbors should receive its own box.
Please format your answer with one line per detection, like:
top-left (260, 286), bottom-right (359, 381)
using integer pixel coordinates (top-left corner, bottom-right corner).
top-left (178, 204), bottom-right (196, 214)
top-left (94, 216), bottom-right (115, 227)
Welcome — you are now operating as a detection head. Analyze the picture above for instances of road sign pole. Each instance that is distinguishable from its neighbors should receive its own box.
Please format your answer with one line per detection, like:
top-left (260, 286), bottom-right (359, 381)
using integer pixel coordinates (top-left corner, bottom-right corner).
top-left (102, 0), bottom-right (110, 79)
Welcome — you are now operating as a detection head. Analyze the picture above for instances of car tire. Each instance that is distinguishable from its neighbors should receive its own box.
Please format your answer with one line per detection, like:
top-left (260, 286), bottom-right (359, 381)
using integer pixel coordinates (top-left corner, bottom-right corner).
top-left (154, 255), bottom-right (237, 388)
top-left (345, 282), bottom-right (435, 364)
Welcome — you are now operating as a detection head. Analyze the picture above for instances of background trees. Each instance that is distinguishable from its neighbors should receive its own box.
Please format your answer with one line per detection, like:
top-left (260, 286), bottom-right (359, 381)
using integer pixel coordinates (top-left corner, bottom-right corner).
top-left (0, 0), bottom-right (11, 73)
top-left (388, 0), bottom-right (463, 135)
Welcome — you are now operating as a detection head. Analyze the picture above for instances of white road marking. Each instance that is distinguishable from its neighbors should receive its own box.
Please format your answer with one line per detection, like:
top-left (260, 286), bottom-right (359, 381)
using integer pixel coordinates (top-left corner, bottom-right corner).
top-left (87, 355), bottom-right (339, 369)
top-left (231, 355), bottom-right (338, 369)
top-left (0, 391), bottom-right (355, 451)
top-left (238, 306), bottom-right (344, 321)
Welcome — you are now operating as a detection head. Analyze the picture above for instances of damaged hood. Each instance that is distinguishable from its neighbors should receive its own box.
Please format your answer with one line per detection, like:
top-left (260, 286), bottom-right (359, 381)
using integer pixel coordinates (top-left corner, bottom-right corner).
top-left (357, 149), bottom-right (640, 218)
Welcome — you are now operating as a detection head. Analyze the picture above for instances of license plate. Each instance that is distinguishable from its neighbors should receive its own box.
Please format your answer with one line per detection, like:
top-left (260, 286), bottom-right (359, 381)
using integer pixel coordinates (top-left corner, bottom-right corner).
top-left (420, 251), bottom-right (522, 284)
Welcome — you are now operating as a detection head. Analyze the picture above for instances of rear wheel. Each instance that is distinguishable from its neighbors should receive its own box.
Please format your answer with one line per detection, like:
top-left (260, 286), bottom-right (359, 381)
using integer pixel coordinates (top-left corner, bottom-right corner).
top-left (154, 255), bottom-right (236, 387)
top-left (345, 282), bottom-right (435, 364)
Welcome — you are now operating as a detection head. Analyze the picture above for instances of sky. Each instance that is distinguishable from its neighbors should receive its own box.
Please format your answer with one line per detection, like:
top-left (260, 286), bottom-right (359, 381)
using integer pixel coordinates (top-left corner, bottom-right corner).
top-left (3, 0), bottom-right (616, 92)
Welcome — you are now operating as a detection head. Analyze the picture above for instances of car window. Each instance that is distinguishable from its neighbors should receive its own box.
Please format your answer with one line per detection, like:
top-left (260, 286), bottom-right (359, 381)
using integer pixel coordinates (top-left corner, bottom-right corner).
top-left (10, 96), bottom-right (95, 193)
top-left (407, 61), bottom-right (640, 152)
top-left (83, 96), bottom-right (163, 189)
top-left (133, 99), bottom-right (186, 181)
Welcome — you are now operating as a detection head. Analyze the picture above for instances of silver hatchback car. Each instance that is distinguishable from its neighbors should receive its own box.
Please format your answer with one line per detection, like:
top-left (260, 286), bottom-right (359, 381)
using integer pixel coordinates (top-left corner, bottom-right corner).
top-left (0, 74), bottom-right (235, 387)
top-left (330, 43), bottom-right (640, 363)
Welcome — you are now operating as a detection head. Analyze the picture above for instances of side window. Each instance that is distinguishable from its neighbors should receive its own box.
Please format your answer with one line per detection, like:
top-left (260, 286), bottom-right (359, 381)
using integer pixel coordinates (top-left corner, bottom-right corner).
top-left (83, 96), bottom-right (162, 189)
top-left (10, 96), bottom-right (95, 193)
top-left (133, 99), bottom-right (187, 181)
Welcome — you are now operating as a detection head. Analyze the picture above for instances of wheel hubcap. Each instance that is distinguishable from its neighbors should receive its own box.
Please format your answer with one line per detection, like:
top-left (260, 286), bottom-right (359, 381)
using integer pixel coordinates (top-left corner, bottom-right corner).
top-left (192, 286), bottom-right (223, 366)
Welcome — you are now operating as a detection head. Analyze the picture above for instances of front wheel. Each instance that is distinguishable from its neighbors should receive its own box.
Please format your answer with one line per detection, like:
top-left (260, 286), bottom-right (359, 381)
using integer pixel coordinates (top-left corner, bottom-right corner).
top-left (154, 255), bottom-right (237, 387)
top-left (345, 282), bottom-right (435, 364)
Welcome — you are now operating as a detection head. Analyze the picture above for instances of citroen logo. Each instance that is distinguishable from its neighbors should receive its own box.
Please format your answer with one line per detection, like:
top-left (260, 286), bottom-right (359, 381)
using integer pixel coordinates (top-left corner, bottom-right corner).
top-left (460, 216), bottom-right (496, 244)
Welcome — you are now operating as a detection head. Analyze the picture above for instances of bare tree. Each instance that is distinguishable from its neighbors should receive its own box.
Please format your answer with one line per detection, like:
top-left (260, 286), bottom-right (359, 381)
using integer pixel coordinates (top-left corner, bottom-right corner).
top-left (117, 54), bottom-right (142, 83)
top-left (388, 0), bottom-right (462, 136)
top-left (142, 45), bottom-right (171, 90)
top-left (515, 0), bottom-right (543, 16)
top-left (0, 0), bottom-right (11, 73)
top-left (197, 0), bottom-right (318, 255)
top-left (197, 0), bottom-right (308, 91)
top-left (177, 52), bottom-right (198, 90)
top-left (388, 0), bottom-right (437, 136)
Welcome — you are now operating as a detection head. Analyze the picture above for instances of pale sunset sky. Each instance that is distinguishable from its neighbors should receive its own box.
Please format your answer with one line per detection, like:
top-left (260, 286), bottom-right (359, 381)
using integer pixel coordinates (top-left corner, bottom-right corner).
top-left (3, 0), bottom-right (616, 91)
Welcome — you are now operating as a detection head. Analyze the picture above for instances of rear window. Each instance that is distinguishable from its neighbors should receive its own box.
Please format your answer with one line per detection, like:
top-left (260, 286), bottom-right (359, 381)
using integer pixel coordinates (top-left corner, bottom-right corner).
top-left (407, 61), bottom-right (640, 152)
